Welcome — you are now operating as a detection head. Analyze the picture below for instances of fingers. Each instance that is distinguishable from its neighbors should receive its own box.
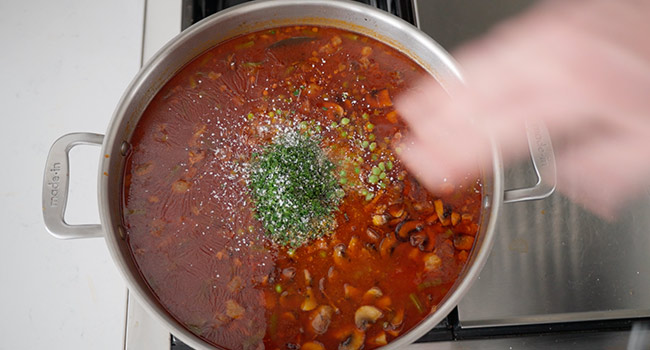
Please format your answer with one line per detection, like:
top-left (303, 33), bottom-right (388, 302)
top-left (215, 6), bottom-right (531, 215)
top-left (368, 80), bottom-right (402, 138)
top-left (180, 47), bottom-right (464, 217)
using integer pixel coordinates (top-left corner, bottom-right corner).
top-left (555, 130), bottom-right (650, 218)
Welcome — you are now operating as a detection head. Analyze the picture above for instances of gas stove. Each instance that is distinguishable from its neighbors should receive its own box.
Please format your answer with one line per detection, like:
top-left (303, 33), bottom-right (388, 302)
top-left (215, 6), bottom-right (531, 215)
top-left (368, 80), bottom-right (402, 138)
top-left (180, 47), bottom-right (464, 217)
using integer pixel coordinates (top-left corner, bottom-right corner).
top-left (125, 1), bottom-right (650, 349)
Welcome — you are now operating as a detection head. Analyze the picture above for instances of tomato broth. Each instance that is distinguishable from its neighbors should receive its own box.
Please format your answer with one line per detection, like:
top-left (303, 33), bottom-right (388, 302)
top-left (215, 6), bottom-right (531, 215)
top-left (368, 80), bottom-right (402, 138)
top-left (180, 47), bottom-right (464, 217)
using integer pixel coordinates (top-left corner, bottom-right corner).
top-left (122, 25), bottom-right (481, 350)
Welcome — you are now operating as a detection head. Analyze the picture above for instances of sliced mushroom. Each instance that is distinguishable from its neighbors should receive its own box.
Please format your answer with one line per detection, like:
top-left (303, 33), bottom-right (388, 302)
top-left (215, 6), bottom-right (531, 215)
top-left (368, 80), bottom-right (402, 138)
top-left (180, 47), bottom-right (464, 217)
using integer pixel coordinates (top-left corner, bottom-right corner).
top-left (434, 199), bottom-right (451, 226)
top-left (410, 228), bottom-right (435, 252)
top-left (395, 220), bottom-right (423, 241)
top-left (310, 305), bottom-right (334, 335)
top-left (339, 329), bottom-right (365, 350)
top-left (389, 308), bottom-right (404, 328)
top-left (366, 227), bottom-right (381, 242)
top-left (282, 267), bottom-right (296, 280)
top-left (333, 243), bottom-right (348, 266)
top-left (379, 235), bottom-right (398, 258)
top-left (362, 286), bottom-right (383, 304)
top-left (355, 305), bottom-right (383, 330)
top-left (387, 203), bottom-right (405, 218)
top-left (301, 287), bottom-right (318, 311)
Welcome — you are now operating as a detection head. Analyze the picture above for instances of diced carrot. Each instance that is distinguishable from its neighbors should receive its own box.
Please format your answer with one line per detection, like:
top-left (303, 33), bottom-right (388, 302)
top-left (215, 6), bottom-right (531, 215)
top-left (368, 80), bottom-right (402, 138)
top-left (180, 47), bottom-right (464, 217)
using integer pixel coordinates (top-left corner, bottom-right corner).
top-left (377, 89), bottom-right (393, 107)
top-left (386, 110), bottom-right (398, 123)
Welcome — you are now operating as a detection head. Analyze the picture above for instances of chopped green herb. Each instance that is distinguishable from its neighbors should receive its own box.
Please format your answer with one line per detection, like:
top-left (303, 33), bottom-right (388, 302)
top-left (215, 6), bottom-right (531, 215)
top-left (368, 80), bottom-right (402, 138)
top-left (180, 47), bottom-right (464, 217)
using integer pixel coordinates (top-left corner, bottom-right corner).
top-left (293, 89), bottom-right (300, 96)
top-left (249, 131), bottom-right (342, 247)
top-left (322, 106), bottom-right (329, 111)
top-left (247, 112), bottom-right (254, 120)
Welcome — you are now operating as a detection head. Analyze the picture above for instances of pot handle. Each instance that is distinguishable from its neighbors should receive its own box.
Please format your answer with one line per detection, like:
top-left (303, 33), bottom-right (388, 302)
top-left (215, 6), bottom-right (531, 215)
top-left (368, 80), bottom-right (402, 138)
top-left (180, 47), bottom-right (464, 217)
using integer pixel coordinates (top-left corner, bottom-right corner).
top-left (42, 133), bottom-right (104, 239)
top-left (503, 119), bottom-right (557, 203)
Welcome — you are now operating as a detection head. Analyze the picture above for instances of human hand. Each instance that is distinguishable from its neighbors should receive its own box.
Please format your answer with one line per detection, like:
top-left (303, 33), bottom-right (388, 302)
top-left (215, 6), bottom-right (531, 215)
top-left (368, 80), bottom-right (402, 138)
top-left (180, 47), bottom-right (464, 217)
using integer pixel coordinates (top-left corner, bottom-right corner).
top-left (396, 0), bottom-right (650, 217)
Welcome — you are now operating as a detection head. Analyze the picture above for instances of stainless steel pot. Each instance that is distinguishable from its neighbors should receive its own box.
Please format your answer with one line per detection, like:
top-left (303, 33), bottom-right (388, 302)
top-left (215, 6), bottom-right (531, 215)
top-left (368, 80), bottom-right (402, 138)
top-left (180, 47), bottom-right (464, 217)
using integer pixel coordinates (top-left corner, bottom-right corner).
top-left (41, 1), bottom-right (556, 349)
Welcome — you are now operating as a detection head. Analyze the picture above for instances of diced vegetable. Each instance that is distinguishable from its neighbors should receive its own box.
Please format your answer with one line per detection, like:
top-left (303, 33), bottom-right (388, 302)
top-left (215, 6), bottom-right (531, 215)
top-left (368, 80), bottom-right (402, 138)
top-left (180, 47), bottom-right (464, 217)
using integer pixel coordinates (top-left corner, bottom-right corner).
top-left (409, 293), bottom-right (425, 313)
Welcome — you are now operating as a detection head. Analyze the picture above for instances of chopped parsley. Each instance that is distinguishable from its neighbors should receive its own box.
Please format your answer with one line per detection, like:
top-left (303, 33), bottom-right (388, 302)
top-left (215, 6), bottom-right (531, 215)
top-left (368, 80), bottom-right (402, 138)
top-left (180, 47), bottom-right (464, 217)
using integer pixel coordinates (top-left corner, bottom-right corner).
top-left (249, 131), bottom-right (343, 247)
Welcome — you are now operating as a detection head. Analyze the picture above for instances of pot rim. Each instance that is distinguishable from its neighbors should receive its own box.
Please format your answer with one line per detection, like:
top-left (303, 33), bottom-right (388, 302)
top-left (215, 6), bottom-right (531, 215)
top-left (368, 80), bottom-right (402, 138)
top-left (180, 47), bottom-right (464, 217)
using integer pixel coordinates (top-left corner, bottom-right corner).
top-left (99, 1), bottom-right (504, 349)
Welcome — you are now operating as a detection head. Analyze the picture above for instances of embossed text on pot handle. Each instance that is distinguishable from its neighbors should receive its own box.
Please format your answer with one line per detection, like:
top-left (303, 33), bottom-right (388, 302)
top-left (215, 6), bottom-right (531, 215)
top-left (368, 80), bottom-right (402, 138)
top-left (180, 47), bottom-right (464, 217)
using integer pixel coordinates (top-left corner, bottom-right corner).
top-left (42, 133), bottom-right (104, 239)
top-left (503, 119), bottom-right (557, 203)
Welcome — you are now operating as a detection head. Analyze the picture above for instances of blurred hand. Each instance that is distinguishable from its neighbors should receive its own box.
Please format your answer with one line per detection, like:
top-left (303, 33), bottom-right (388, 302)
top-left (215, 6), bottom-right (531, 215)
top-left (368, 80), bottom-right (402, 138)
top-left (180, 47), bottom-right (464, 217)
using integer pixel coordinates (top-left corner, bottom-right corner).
top-left (397, 0), bottom-right (650, 217)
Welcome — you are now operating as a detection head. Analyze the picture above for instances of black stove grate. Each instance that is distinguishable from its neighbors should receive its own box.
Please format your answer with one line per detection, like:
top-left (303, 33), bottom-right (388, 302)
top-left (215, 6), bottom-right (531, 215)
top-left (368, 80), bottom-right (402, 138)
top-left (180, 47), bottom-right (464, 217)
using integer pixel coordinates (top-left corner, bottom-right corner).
top-left (181, 0), bottom-right (416, 31)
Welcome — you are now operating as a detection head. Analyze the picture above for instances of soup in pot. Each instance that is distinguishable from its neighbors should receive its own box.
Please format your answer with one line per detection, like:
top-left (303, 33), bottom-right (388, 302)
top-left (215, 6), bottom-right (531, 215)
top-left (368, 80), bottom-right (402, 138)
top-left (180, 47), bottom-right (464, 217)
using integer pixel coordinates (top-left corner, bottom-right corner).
top-left (122, 25), bottom-right (481, 350)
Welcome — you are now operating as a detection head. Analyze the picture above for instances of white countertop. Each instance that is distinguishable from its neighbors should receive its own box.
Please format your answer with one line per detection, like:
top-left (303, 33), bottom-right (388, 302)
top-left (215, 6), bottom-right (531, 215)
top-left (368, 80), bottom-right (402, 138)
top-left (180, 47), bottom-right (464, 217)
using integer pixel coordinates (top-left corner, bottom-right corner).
top-left (0, 1), bottom-right (143, 349)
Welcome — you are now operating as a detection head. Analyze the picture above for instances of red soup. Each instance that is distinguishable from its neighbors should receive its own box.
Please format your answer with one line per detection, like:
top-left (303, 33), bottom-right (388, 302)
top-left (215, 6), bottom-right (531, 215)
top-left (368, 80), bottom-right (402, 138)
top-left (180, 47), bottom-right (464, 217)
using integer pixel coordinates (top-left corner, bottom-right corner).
top-left (122, 25), bottom-right (481, 350)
